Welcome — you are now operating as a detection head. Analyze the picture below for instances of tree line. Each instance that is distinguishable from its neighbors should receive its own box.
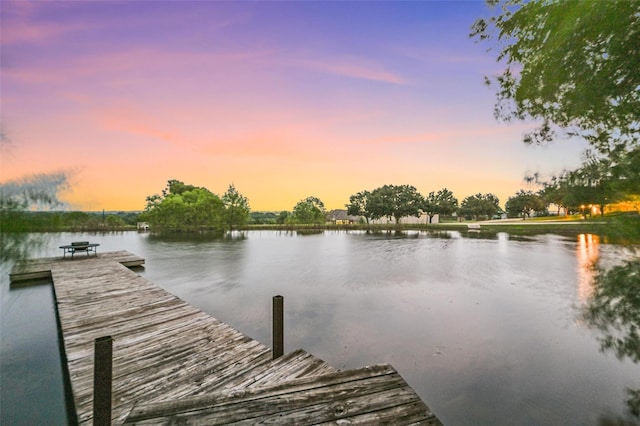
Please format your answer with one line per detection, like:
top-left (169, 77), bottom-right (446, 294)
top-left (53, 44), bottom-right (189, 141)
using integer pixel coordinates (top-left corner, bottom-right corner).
top-left (0, 209), bottom-right (139, 232)
top-left (2, 172), bottom-right (634, 233)
top-left (137, 172), bottom-right (639, 231)
top-left (346, 185), bottom-right (496, 224)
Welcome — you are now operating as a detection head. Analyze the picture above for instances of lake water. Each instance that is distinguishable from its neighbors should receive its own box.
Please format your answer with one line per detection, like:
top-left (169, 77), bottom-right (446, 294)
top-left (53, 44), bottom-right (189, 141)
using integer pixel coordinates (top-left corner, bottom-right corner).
top-left (1, 230), bottom-right (639, 425)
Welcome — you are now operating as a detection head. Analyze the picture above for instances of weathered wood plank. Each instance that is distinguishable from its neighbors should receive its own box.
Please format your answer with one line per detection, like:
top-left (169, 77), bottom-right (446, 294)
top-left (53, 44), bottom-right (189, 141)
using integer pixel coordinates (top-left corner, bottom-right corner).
top-left (9, 251), bottom-right (144, 282)
top-left (127, 364), bottom-right (397, 419)
top-left (124, 365), bottom-right (438, 425)
top-left (230, 348), bottom-right (338, 389)
top-left (20, 251), bottom-right (441, 425)
top-left (43, 253), bottom-right (277, 424)
top-left (8, 270), bottom-right (52, 282)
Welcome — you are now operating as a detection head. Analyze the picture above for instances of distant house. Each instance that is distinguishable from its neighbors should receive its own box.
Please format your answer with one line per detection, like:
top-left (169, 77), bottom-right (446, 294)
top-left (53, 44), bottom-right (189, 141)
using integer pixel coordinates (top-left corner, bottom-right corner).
top-left (403, 213), bottom-right (432, 224)
top-left (328, 209), bottom-right (361, 225)
top-left (370, 213), bottom-right (431, 225)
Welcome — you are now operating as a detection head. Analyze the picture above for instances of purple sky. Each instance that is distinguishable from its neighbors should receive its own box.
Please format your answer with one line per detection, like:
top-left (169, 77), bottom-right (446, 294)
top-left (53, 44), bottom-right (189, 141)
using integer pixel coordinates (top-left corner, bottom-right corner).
top-left (1, 1), bottom-right (588, 211)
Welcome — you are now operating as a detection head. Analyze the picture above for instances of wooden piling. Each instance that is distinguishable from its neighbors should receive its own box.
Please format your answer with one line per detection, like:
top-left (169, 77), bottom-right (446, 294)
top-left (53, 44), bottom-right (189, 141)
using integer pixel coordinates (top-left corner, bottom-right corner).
top-left (93, 336), bottom-right (113, 426)
top-left (272, 295), bottom-right (284, 359)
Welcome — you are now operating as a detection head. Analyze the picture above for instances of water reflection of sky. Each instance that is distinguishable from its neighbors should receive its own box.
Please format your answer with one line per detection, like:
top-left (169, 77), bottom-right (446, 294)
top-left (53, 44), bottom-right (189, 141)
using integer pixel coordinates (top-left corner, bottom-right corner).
top-left (1, 271), bottom-right (68, 425)
top-left (2, 230), bottom-right (639, 425)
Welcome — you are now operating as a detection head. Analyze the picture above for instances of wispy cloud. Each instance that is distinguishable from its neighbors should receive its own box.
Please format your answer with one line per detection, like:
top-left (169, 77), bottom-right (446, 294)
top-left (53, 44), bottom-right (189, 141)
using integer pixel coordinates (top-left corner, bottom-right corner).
top-left (355, 122), bottom-right (536, 148)
top-left (1, 1), bottom-right (251, 46)
top-left (357, 133), bottom-right (440, 146)
top-left (97, 105), bottom-right (334, 162)
top-left (1, 18), bottom-right (91, 45)
top-left (1, 1), bottom-right (94, 45)
top-left (293, 57), bottom-right (406, 84)
top-left (2, 46), bottom-right (275, 88)
top-left (394, 45), bottom-right (491, 66)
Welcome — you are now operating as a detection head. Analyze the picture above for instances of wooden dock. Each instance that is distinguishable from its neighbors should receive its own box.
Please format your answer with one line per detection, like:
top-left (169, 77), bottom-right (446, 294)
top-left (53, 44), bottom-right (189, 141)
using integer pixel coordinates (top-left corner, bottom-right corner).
top-left (10, 251), bottom-right (441, 425)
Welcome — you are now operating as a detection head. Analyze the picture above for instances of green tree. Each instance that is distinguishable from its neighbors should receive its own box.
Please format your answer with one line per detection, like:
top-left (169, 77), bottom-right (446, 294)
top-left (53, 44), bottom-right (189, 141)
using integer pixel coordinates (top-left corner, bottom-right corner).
top-left (222, 184), bottom-right (250, 230)
top-left (141, 180), bottom-right (224, 231)
top-left (505, 190), bottom-right (547, 219)
top-left (570, 155), bottom-right (624, 216)
top-left (162, 179), bottom-right (197, 197)
top-left (105, 215), bottom-right (126, 228)
top-left (423, 188), bottom-right (459, 223)
top-left (117, 211), bottom-right (141, 226)
top-left (471, 0), bottom-right (640, 155)
top-left (63, 211), bottom-right (91, 228)
top-left (291, 196), bottom-right (326, 224)
top-left (368, 185), bottom-right (423, 224)
top-left (346, 190), bottom-right (373, 225)
top-left (538, 177), bottom-right (568, 216)
top-left (250, 211), bottom-right (278, 225)
top-left (544, 154), bottom-right (629, 217)
top-left (458, 193), bottom-right (501, 220)
top-left (276, 211), bottom-right (290, 225)
top-left (610, 146), bottom-right (640, 195)
top-left (583, 259), bottom-right (640, 416)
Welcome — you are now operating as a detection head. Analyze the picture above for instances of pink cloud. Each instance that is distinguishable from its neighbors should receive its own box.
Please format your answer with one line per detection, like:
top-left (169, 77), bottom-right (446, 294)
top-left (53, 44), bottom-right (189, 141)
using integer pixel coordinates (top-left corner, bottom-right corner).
top-left (1, 1), bottom-right (95, 46)
top-left (357, 133), bottom-right (441, 146)
top-left (1, 1), bottom-right (250, 46)
top-left (96, 105), bottom-right (335, 162)
top-left (1, 20), bottom-right (86, 45)
top-left (3, 46), bottom-right (275, 88)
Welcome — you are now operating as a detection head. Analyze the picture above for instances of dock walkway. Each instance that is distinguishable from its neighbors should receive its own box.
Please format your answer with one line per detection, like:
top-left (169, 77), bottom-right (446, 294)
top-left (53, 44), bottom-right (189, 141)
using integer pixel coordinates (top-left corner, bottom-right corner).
top-left (10, 251), bottom-right (441, 425)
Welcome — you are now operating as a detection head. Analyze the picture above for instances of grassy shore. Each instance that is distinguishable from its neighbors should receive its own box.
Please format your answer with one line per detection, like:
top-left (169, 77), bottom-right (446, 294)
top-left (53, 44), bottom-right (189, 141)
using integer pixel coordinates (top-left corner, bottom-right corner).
top-left (3, 212), bottom-right (638, 244)
top-left (470, 214), bottom-right (639, 244)
top-left (243, 213), bottom-right (640, 244)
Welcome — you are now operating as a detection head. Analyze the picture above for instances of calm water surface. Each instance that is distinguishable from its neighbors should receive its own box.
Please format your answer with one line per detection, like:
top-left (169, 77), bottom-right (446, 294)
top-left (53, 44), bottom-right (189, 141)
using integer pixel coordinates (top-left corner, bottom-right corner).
top-left (1, 230), bottom-right (638, 425)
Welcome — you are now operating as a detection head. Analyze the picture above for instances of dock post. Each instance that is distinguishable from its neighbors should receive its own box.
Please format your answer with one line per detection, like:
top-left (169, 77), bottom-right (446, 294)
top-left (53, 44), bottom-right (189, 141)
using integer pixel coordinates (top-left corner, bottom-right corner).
top-left (93, 336), bottom-right (113, 426)
top-left (273, 295), bottom-right (284, 359)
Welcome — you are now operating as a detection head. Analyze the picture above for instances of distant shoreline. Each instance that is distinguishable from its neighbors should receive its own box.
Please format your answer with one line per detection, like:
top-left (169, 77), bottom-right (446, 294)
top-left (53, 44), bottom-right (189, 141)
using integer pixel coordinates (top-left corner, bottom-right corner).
top-left (3, 216), bottom-right (638, 244)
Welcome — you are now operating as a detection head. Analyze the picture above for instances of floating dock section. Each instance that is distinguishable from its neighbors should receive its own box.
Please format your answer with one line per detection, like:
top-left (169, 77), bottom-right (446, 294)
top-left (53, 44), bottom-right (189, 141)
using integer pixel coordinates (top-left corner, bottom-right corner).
top-left (10, 251), bottom-right (441, 425)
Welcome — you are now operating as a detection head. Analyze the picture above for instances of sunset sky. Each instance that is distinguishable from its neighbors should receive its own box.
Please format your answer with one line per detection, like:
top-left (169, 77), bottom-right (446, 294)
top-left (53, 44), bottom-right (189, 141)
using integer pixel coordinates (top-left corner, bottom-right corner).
top-left (1, 1), bottom-right (589, 212)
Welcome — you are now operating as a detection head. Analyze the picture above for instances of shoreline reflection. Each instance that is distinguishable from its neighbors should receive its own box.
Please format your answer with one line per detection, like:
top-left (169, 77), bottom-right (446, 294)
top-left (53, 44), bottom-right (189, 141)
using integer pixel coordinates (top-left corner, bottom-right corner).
top-left (576, 233), bottom-right (599, 302)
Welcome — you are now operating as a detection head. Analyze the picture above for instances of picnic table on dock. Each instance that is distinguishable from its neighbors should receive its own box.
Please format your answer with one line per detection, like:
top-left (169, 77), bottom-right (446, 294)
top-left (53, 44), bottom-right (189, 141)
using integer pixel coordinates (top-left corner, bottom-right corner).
top-left (59, 241), bottom-right (100, 258)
